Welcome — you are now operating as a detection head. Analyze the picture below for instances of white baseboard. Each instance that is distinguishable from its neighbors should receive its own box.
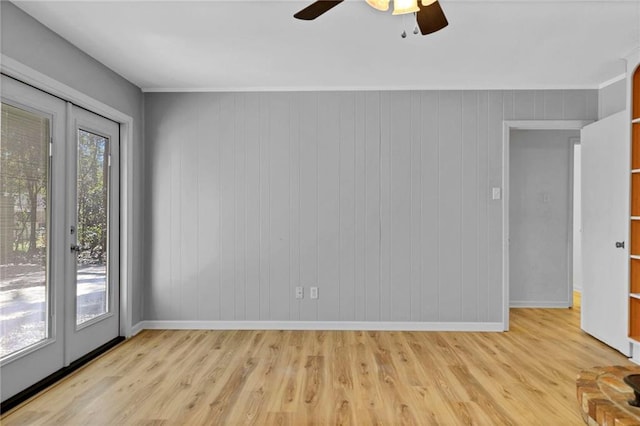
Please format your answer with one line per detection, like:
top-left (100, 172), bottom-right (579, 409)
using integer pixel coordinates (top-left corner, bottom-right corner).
top-left (130, 321), bottom-right (146, 336)
top-left (510, 301), bottom-right (571, 308)
top-left (133, 320), bottom-right (504, 332)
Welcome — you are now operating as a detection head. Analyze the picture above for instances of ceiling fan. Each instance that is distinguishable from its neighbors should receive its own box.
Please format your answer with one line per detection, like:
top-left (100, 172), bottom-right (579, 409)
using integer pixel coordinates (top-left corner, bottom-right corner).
top-left (293, 0), bottom-right (448, 36)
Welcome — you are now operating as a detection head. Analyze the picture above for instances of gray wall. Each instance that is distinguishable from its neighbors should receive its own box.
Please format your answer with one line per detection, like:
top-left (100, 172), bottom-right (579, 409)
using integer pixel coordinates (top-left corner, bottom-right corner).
top-left (144, 90), bottom-right (597, 323)
top-left (1, 2), bottom-right (145, 324)
top-left (509, 129), bottom-right (579, 306)
top-left (598, 79), bottom-right (627, 119)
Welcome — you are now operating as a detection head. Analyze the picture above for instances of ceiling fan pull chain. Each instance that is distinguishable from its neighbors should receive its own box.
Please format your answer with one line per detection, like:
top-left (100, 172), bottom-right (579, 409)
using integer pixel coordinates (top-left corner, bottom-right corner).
top-left (401, 13), bottom-right (409, 38)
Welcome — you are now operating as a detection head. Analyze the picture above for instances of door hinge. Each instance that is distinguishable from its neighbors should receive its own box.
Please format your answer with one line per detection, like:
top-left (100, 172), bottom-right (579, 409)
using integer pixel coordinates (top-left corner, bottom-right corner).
top-left (49, 138), bottom-right (53, 157)
top-left (108, 154), bottom-right (112, 167)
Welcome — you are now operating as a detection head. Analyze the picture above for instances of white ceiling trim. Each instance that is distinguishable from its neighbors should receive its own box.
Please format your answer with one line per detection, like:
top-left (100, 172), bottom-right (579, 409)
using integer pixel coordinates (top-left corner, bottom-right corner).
top-left (142, 84), bottom-right (602, 93)
top-left (597, 73), bottom-right (627, 89)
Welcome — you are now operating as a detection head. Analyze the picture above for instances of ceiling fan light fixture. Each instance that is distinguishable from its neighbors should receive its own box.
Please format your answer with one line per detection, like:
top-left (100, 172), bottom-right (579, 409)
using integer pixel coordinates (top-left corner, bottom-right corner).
top-left (366, 0), bottom-right (390, 11)
top-left (392, 0), bottom-right (419, 15)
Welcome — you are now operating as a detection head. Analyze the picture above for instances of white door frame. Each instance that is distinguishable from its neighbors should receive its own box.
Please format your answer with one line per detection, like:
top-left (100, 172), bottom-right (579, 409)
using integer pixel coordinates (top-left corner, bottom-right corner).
top-left (1, 55), bottom-right (135, 337)
top-left (502, 120), bottom-right (592, 331)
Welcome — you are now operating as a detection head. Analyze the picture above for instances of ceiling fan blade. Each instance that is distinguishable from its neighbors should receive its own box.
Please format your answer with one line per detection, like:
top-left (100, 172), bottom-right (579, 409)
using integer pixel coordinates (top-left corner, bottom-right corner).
top-left (294, 0), bottom-right (344, 20)
top-left (416, 0), bottom-right (449, 35)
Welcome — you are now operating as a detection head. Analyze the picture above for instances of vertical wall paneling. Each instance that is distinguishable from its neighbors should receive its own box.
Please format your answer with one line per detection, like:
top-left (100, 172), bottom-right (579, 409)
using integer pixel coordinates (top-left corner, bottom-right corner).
top-left (364, 92), bottom-right (381, 321)
top-left (169, 97), bottom-right (183, 320)
top-left (420, 92), bottom-right (440, 321)
top-left (354, 93), bottom-right (367, 321)
top-left (268, 93), bottom-right (291, 321)
top-left (339, 93), bottom-right (357, 321)
top-left (544, 90), bottom-right (564, 119)
top-left (148, 97), bottom-right (171, 318)
top-left (181, 97), bottom-right (199, 319)
top-left (317, 93), bottom-right (341, 321)
top-left (203, 96), bottom-right (222, 320)
top-left (289, 93), bottom-right (301, 321)
top-left (299, 94), bottom-right (319, 321)
top-left (244, 95), bottom-right (261, 320)
top-left (144, 89), bottom-right (598, 324)
top-left (438, 92), bottom-right (463, 322)
top-left (476, 92), bottom-right (489, 322)
top-left (462, 91), bottom-right (479, 322)
top-left (259, 93), bottom-right (271, 320)
top-left (564, 90), bottom-right (589, 119)
top-left (410, 92), bottom-right (422, 322)
top-left (514, 91), bottom-right (535, 119)
top-left (533, 91), bottom-right (545, 120)
top-left (379, 92), bottom-right (392, 321)
top-left (389, 92), bottom-right (412, 321)
top-left (503, 91), bottom-right (515, 121)
top-left (196, 96), bottom-right (214, 320)
top-left (235, 94), bottom-right (247, 319)
top-left (219, 94), bottom-right (236, 320)
top-left (486, 91), bottom-right (504, 322)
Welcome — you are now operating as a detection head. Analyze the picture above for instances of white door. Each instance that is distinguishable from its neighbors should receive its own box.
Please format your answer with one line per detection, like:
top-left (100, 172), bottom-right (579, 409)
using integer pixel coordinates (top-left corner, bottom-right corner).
top-left (66, 106), bottom-right (120, 363)
top-left (1, 75), bottom-right (67, 401)
top-left (581, 111), bottom-right (630, 356)
top-left (0, 76), bottom-right (120, 402)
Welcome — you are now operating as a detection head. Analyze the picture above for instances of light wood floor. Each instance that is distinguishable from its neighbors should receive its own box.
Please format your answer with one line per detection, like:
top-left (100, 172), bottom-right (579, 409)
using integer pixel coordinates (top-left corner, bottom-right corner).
top-left (2, 293), bottom-right (633, 425)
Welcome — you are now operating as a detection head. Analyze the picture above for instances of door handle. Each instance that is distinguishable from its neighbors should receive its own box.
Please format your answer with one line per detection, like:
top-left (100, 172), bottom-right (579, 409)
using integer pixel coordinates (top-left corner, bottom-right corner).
top-left (616, 241), bottom-right (625, 249)
top-left (70, 244), bottom-right (81, 253)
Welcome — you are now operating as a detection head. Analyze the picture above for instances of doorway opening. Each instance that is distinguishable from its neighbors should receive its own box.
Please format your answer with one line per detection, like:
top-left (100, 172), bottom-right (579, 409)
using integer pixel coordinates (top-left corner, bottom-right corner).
top-left (501, 120), bottom-right (591, 330)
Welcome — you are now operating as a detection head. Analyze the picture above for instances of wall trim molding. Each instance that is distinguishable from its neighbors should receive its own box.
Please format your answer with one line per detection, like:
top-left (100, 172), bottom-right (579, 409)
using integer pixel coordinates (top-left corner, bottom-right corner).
top-left (510, 301), bottom-right (572, 308)
top-left (133, 320), bottom-right (504, 332)
top-left (598, 73), bottom-right (627, 90)
top-left (141, 85), bottom-right (602, 93)
top-left (1, 54), bottom-right (136, 338)
top-left (130, 322), bottom-right (146, 336)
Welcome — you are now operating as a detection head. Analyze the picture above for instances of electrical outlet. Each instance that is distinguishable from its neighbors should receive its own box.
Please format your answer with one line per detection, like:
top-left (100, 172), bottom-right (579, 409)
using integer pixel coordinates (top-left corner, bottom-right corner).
top-left (295, 286), bottom-right (303, 299)
top-left (310, 287), bottom-right (318, 299)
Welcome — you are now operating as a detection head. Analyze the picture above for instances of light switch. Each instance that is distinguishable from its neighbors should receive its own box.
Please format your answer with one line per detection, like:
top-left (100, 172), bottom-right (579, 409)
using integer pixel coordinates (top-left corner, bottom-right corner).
top-left (492, 187), bottom-right (501, 200)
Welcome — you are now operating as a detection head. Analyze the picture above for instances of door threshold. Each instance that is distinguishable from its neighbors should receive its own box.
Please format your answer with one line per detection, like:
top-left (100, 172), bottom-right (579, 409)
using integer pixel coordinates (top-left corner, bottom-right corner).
top-left (1, 336), bottom-right (125, 414)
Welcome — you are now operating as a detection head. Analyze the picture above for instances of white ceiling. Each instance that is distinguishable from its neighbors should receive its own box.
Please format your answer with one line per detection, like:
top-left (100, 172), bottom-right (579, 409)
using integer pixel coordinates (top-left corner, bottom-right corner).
top-left (13, 0), bottom-right (640, 91)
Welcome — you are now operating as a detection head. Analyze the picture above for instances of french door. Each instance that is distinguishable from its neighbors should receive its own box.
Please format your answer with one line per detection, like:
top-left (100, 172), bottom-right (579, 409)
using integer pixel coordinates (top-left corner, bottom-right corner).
top-left (0, 75), bottom-right (120, 402)
top-left (66, 105), bottom-right (120, 363)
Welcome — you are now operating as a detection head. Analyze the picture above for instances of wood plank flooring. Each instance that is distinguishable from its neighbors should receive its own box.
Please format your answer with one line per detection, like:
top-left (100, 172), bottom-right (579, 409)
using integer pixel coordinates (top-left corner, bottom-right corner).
top-left (2, 294), bottom-right (633, 425)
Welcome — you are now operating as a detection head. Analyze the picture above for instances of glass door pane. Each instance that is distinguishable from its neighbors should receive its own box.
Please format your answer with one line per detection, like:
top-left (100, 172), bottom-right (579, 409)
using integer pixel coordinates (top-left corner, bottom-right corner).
top-left (75, 130), bottom-right (109, 326)
top-left (67, 105), bottom-right (119, 364)
top-left (0, 103), bottom-right (50, 358)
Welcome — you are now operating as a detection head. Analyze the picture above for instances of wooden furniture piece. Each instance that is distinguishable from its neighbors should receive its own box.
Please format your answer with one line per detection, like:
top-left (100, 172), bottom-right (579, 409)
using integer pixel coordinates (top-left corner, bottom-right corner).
top-left (630, 65), bottom-right (640, 343)
top-left (623, 374), bottom-right (640, 407)
top-left (576, 366), bottom-right (640, 425)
